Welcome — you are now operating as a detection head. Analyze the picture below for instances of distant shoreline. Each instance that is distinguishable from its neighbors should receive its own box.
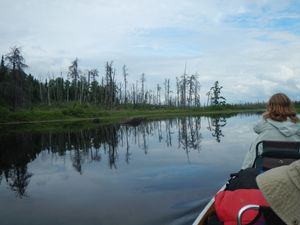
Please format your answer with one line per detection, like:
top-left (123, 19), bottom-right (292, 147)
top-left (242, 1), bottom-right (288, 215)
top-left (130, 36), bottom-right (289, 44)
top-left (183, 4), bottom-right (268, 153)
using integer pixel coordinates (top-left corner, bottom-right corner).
top-left (0, 104), bottom-right (265, 126)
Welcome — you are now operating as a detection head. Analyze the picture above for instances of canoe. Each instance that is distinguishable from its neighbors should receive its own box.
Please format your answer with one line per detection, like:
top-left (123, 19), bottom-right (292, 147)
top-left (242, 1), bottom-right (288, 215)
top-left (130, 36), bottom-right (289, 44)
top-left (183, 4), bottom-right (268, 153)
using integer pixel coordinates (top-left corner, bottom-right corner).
top-left (192, 140), bottom-right (300, 225)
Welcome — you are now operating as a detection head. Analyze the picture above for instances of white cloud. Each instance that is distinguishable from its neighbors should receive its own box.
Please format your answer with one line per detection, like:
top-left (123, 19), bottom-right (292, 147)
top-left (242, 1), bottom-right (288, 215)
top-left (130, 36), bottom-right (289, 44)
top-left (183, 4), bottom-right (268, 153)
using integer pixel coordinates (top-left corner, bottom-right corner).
top-left (0, 0), bottom-right (300, 103)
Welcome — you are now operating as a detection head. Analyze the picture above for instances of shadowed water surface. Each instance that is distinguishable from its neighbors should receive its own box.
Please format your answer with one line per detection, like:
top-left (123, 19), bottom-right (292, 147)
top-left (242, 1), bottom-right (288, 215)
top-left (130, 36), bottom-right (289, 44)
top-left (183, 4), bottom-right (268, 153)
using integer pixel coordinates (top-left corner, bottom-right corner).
top-left (0, 113), bottom-right (260, 225)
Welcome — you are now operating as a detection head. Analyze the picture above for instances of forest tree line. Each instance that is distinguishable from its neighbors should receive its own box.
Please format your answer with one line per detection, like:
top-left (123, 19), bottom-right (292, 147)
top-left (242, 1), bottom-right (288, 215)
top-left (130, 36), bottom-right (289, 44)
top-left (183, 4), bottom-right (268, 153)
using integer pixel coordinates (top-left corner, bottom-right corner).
top-left (0, 46), bottom-right (226, 110)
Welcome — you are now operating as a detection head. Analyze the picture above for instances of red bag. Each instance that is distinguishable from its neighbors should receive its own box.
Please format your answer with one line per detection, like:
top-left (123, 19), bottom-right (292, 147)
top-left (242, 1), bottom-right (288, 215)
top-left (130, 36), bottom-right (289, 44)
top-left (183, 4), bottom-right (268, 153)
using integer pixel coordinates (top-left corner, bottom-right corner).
top-left (215, 189), bottom-right (269, 225)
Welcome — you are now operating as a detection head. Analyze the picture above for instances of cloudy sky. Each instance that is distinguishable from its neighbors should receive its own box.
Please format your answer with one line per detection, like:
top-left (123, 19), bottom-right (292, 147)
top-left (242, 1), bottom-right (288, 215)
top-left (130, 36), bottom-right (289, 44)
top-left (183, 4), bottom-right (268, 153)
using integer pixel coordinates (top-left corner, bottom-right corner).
top-left (1, 0), bottom-right (300, 103)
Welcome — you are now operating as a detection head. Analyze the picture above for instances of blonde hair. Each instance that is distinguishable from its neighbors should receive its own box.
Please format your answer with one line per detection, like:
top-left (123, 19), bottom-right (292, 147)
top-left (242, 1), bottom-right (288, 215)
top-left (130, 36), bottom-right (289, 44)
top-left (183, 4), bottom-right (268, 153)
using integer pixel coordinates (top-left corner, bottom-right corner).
top-left (263, 93), bottom-right (299, 123)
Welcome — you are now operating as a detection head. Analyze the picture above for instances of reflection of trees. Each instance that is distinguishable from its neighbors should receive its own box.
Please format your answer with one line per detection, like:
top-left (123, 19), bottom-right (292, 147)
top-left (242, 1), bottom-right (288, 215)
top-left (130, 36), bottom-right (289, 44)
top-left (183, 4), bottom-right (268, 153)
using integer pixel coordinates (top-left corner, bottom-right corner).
top-left (0, 115), bottom-right (223, 197)
top-left (0, 118), bottom-right (206, 175)
top-left (119, 126), bottom-right (131, 164)
top-left (0, 133), bottom-right (37, 198)
top-left (139, 124), bottom-right (149, 154)
top-left (120, 122), bottom-right (155, 156)
top-left (105, 126), bottom-right (119, 169)
top-left (125, 127), bottom-right (131, 164)
top-left (165, 119), bottom-right (174, 147)
top-left (0, 125), bottom-right (121, 197)
top-left (69, 125), bottom-right (120, 170)
top-left (207, 116), bottom-right (227, 142)
top-left (177, 117), bottom-right (202, 162)
top-left (72, 149), bottom-right (83, 174)
top-left (7, 166), bottom-right (32, 198)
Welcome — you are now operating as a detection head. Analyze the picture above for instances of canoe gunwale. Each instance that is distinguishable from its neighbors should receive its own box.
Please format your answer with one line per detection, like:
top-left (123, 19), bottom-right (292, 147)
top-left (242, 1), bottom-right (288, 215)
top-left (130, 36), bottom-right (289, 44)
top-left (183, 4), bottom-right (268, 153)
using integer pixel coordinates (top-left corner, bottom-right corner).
top-left (192, 184), bottom-right (226, 225)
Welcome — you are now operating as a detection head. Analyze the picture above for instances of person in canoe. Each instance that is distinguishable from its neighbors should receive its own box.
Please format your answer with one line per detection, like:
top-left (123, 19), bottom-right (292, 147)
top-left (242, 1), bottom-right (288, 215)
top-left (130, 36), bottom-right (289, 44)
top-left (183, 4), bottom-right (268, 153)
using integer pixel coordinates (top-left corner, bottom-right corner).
top-left (242, 93), bottom-right (300, 169)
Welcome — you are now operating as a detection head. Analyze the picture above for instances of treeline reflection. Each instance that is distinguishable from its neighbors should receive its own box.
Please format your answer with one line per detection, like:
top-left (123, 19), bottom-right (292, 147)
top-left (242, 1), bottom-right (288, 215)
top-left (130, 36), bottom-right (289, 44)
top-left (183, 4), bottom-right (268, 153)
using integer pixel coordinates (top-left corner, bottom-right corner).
top-left (0, 115), bottom-right (230, 198)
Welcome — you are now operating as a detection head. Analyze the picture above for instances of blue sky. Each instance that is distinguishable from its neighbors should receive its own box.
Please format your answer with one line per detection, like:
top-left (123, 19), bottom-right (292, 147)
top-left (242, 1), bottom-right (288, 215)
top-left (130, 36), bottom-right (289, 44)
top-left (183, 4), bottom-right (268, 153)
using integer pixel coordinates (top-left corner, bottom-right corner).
top-left (1, 0), bottom-right (300, 103)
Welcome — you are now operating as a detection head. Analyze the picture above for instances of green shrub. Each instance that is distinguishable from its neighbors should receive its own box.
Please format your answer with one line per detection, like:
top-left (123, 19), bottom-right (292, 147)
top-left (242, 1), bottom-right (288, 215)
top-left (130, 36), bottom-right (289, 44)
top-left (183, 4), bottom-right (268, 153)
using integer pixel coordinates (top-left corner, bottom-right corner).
top-left (0, 106), bottom-right (10, 121)
top-left (61, 106), bottom-right (85, 117)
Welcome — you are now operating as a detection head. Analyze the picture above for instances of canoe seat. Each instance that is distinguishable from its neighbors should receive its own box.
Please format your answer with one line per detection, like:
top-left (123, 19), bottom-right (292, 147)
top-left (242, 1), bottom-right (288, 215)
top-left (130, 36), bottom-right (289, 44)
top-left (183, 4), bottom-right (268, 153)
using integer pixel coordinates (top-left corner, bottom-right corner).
top-left (253, 140), bottom-right (300, 171)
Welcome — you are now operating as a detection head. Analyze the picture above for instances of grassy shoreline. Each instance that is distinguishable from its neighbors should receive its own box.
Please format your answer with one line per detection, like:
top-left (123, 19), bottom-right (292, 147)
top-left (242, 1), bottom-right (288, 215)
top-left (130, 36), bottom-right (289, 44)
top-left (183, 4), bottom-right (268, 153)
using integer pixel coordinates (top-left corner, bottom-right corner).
top-left (0, 104), bottom-right (265, 125)
top-left (0, 108), bottom-right (263, 125)
top-left (1, 102), bottom-right (300, 134)
top-left (3, 101), bottom-right (300, 125)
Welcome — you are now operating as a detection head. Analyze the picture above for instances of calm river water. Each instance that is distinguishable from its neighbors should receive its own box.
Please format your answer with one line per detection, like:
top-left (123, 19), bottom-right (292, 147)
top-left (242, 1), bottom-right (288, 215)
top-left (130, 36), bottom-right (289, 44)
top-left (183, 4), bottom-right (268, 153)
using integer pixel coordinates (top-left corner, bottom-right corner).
top-left (0, 113), bottom-right (261, 225)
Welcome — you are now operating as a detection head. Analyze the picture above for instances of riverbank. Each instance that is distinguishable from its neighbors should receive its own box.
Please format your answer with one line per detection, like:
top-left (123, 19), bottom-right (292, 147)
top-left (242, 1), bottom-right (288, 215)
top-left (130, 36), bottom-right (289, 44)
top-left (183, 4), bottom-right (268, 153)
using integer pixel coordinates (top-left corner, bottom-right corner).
top-left (2, 101), bottom-right (300, 134)
top-left (0, 103), bottom-right (265, 125)
top-left (3, 100), bottom-right (300, 125)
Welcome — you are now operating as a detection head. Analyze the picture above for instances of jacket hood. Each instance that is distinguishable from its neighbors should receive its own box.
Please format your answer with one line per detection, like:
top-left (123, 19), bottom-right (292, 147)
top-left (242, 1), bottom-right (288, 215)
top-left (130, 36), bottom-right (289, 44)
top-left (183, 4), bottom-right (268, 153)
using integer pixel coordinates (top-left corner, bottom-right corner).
top-left (266, 119), bottom-right (300, 137)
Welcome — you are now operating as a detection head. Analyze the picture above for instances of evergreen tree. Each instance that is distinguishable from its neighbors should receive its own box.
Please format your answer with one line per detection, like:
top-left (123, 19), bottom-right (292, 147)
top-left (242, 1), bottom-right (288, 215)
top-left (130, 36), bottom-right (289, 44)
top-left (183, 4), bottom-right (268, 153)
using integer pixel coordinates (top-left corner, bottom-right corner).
top-left (5, 47), bottom-right (28, 109)
top-left (210, 81), bottom-right (226, 106)
top-left (0, 55), bottom-right (6, 81)
top-left (68, 58), bottom-right (79, 101)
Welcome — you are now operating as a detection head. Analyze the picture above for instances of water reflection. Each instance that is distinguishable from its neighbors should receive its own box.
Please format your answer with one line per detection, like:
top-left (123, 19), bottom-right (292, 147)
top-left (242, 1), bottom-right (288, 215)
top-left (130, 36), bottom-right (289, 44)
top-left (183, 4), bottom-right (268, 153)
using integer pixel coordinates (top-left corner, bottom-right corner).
top-left (0, 116), bottom-right (229, 198)
top-left (7, 166), bottom-right (32, 198)
top-left (207, 117), bottom-right (227, 143)
top-left (0, 113), bottom-right (262, 225)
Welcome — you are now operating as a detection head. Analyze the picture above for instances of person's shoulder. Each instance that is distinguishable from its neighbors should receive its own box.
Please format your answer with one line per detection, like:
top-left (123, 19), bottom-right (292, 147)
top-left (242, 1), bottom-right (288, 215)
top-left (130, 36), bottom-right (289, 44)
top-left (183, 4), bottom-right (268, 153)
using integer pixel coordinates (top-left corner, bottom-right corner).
top-left (253, 118), bottom-right (269, 134)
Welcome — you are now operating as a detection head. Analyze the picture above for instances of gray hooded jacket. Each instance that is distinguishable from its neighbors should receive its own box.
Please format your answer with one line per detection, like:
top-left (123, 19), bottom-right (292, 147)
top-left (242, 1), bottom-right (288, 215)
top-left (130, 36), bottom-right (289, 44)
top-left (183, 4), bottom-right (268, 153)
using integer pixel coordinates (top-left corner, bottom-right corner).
top-left (241, 118), bottom-right (300, 169)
